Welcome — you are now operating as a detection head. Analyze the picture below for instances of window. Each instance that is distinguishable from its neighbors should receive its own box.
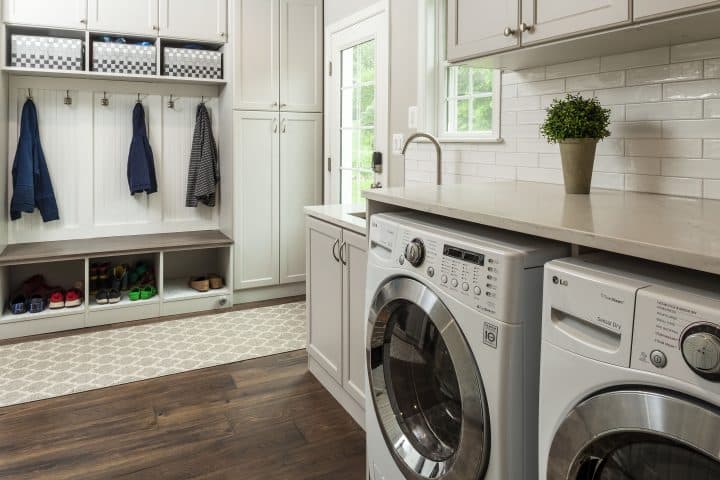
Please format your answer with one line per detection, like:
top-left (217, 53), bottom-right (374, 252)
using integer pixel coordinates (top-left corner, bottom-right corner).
top-left (442, 65), bottom-right (498, 137)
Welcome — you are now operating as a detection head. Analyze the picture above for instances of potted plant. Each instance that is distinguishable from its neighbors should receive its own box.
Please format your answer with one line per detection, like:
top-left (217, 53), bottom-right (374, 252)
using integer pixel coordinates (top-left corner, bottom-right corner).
top-left (540, 94), bottom-right (611, 194)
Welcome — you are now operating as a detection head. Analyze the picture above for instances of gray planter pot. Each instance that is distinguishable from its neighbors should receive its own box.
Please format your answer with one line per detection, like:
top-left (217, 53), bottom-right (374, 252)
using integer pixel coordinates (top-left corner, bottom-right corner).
top-left (559, 138), bottom-right (598, 194)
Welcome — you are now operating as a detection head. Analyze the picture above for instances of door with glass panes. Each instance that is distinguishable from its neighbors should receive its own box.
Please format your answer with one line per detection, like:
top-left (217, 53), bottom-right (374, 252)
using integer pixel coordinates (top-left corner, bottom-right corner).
top-left (327, 13), bottom-right (388, 204)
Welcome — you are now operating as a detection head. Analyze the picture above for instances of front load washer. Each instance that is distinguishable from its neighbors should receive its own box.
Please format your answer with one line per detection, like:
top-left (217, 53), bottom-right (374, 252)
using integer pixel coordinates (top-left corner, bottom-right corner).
top-left (540, 253), bottom-right (720, 479)
top-left (365, 212), bottom-right (568, 480)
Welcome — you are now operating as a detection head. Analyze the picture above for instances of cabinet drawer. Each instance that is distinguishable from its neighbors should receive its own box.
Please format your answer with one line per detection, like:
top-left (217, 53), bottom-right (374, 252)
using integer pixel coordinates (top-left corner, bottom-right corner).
top-left (162, 295), bottom-right (231, 316)
top-left (0, 313), bottom-right (85, 340)
top-left (87, 302), bottom-right (160, 327)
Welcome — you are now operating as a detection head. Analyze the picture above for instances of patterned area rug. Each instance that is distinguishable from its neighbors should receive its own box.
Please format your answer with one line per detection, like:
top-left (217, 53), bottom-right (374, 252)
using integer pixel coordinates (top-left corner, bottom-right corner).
top-left (0, 301), bottom-right (306, 408)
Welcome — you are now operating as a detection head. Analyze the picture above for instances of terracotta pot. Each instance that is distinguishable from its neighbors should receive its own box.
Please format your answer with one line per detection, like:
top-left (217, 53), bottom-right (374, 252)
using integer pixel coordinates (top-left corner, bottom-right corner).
top-left (559, 138), bottom-right (598, 194)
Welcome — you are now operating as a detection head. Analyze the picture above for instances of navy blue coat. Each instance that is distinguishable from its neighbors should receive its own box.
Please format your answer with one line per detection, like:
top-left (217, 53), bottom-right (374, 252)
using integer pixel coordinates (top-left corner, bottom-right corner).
top-left (10, 99), bottom-right (59, 222)
top-left (128, 102), bottom-right (158, 195)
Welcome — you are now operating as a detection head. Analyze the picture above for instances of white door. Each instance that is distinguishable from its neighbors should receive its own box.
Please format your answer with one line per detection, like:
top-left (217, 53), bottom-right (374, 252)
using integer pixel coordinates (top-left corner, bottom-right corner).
top-left (634, 0), bottom-right (719, 19)
top-left (233, 110), bottom-right (280, 290)
top-left (279, 112), bottom-right (323, 284)
top-left (279, 0), bottom-right (322, 112)
top-left (233, 0), bottom-right (280, 110)
top-left (306, 217), bottom-right (344, 382)
top-left (4, 0), bottom-right (87, 29)
top-left (446, 0), bottom-right (519, 62)
top-left (327, 11), bottom-right (388, 204)
top-left (87, 0), bottom-right (158, 36)
top-left (159, 0), bottom-right (227, 42)
top-left (521, 0), bottom-right (629, 44)
top-left (342, 229), bottom-right (367, 406)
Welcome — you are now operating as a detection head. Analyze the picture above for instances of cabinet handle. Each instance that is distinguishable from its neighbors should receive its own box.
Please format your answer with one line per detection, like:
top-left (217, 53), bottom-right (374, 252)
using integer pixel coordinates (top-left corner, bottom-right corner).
top-left (503, 27), bottom-right (516, 37)
top-left (272, 119), bottom-right (278, 133)
top-left (272, 101), bottom-right (278, 107)
top-left (339, 242), bottom-right (348, 266)
top-left (220, 32), bottom-right (226, 37)
top-left (280, 103), bottom-right (287, 108)
top-left (520, 22), bottom-right (534, 33)
top-left (281, 119), bottom-right (287, 133)
top-left (332, 239), bottom-right (341, 262)
top-left (80, 18), bottom-right (87, 24)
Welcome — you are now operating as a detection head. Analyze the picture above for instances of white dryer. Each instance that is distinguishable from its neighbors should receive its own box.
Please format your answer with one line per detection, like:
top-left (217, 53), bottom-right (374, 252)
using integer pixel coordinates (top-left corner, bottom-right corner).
top-left (365, 212), bottom-right (568, 480)
top-left (540, 253), bottom-right (720, 479)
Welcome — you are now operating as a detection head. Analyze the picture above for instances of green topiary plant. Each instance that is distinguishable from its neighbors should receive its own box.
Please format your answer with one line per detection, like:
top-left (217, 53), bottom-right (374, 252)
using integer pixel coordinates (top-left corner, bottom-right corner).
top-left (540, 94), bottom-right (611, 143)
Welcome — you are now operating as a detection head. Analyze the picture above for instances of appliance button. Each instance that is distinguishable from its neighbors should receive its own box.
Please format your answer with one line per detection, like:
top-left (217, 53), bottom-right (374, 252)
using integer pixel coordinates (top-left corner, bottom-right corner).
top-left (650, 350), bottom-right (667, 369)
top-left (462, 282), bottom-right (469, 291)
top-left (451, 278), bottom-right (459, 288)
top-left (427, 267), bottom-right (435, 277)
top-left (474, 286), bottom-right (482, 295)
top-left (441, 274), bottom-right (448, 284)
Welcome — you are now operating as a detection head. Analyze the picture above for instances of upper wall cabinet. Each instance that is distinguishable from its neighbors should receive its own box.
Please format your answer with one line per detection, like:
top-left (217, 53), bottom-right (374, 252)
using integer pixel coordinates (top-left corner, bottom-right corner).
top-left (634, 0), bottom-right (719, 20)
top-left (87, 0), bottom-right (158, 36)
top-left (447, 0), bottom-right (519, 62)
top-left (520, 0), bottom-right (630, 44)
top-left (234, 0), bottom-right (322, 112)
top-left (3, 0), bottom-right (88, 30)
top-left (159, 0), bottom-right (227, 42)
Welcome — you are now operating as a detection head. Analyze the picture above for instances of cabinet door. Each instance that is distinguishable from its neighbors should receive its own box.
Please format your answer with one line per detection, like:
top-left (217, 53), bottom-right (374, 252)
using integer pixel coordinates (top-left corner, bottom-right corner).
top-left (279, 112), bottom-right (322, 284)
top-left (306, 216), bottom-right (344, 382)
top-left (233, 111), bottom-right (280, 290)
top-left (279, 0), bottom-right (322, 112)
top-left (234, 0), bottom-right (280, 110)
top-left (447, 0), bottom-right (519, 62)
top-left (634, 0), bottom-right (719, 19)
top-left (159, 0), bottom-right (227, 42)
top-left (342, 229), bottom-right (367, 406)
top-left (520, 0), bottom-right (629, 44)
top-left (4, 0), bottom-right (87, 29)
top-left (87, 0), bottom-right (158, 36)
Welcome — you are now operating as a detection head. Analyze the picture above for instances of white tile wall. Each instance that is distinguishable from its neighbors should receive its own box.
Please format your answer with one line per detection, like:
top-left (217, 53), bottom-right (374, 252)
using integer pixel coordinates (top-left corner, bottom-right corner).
top-left (405, 38), bottom-right (720, 199)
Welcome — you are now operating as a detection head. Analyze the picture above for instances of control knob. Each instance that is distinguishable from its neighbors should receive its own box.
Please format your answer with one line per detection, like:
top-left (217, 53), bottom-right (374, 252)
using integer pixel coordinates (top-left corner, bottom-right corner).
top-left (404, 239), bottom-right (425, 267)
top-left (682, 324), bottom-right (720, 380)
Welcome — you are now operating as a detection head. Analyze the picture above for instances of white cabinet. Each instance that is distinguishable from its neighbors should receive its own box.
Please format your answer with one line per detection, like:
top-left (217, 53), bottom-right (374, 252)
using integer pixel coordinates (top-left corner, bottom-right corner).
top-left (87, 0), bottom-right (158, 36)
top-left (306, 217), bottom-right (344, 381)
top-left (520, 0), bottom-right (630, 44)
top-left (280, 0), bottom-right (323, 112)
top-left (159, 0), bottom-right (227, 42)
top-left (634, 0), bottom-right (719, 19)
top-left (233, 110), bottom-right (280, 290)
top-left (279, 113), bottom-right (323, 284)
top-left (446, 0), bottom-right (519, 62)
top-left (4, 0), bottom-right (87, 29)
top-left (234, 0), bottom-right (322, 111)
top-left (306, 216), bottom-right (368, 415)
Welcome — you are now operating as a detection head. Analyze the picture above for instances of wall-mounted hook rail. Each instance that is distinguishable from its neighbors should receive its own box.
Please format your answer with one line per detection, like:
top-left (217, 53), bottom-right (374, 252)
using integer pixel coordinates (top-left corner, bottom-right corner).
top-left (100, 91), bottom-right (109, 107)
top-left (64, 90), bottom-right (72, 106)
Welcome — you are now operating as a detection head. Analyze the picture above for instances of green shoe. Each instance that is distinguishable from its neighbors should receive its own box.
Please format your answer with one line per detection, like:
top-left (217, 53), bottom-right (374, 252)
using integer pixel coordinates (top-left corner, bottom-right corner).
top-left (128, 287), bottom-right (141, 301)
top-left (140, 284), bottom-right (157, 300)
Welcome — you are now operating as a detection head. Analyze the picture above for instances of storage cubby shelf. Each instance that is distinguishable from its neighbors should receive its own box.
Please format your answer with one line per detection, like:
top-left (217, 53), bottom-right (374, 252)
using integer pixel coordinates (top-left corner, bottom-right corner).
top-left (2, 67), bottom-right (227, 86)
top-left (163, 278), bottom-right (231, 302)
top-left (88, 296), bottom-right (159, 312)
top-left (0, 304), bottom-right (84, 324)
top-left (0, 230), bottom-right (232, 266)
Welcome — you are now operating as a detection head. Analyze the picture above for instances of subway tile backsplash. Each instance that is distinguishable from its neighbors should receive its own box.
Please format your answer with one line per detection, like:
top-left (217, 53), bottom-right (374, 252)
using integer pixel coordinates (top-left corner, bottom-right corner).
top-left (405, 39), bottom-right (720, 198)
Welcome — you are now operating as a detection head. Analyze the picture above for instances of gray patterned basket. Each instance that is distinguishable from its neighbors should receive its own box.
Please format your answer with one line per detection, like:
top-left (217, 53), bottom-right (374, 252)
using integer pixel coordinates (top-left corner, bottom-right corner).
top-left (11, 35), bottom-right (83, 71)
top-left (163, 47), bottom-right (222, 79)
top-left (92, 42), bottom-right (157, 76)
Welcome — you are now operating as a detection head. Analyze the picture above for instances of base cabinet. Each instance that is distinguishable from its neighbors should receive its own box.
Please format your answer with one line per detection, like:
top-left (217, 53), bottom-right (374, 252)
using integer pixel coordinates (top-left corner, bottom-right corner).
top-left (306, 215), bottom-right (367, 426)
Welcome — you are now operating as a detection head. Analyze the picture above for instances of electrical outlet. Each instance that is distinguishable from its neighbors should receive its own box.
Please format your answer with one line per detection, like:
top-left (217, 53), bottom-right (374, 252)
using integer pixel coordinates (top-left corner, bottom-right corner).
top-left (408, 106), bottom-right (418, 129)
top-left (392, 134), bottom-right (405, 154)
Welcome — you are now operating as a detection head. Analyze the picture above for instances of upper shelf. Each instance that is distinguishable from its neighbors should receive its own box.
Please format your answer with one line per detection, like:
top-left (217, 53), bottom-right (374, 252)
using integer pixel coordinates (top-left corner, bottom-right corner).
top-left (0, 230), bottom-right (233, 266)
top-left (2, 66), bottom-right (227, 86)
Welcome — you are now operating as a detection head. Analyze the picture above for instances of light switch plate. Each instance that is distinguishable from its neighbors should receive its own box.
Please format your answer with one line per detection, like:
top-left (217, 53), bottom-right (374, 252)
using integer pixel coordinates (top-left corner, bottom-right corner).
top-left (408, 106), bottom-right (418, 129)
top-left (392, 133), bottom-right (404, 154)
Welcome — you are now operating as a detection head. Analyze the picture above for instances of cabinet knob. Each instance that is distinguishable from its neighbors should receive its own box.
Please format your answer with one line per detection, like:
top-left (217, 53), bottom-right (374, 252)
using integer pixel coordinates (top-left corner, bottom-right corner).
top-left (220, 32), bottom-right (226, 37)
top-left (80, 18), bottom-right (87, 24)
top-left (503, 27), bottom-right (516, 37)
top-left (152, 25), bottom-right (159, 31)
top-left (520, 22), bottom-right (534, 33)
top-left (280, 103), bottom-right (287, 108)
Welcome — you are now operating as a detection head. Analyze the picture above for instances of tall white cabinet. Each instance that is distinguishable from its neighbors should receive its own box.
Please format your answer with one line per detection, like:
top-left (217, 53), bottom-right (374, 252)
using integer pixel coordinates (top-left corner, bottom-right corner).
top-left (233, 0), bottom-right (323, 294)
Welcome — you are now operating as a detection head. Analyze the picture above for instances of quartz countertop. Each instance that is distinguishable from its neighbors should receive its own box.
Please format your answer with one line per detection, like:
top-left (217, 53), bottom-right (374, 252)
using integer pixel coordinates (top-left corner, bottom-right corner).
top-left (304, 204), bottom-right (367, 236)
top-left (364, 182), bottom-right (720, 276)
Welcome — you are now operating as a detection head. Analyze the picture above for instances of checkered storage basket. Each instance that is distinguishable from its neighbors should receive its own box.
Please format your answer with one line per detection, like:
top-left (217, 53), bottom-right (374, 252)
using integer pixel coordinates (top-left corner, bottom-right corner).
top-left (10, 35), bottom-right (83, 71)
top-left (92, 42), bottom-right (157, 75)
top-left (163, 47), bottom-right (222, 79)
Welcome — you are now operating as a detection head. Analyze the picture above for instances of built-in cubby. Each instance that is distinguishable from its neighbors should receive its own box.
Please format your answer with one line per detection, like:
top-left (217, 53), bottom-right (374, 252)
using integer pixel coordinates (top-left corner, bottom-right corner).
top-left (162, 247), bottom-right (232, 315)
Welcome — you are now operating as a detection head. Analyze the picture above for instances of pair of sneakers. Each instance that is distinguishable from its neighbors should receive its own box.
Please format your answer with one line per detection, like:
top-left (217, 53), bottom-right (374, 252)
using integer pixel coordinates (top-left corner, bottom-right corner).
top-left (49, 282), bottom-right (84, 309)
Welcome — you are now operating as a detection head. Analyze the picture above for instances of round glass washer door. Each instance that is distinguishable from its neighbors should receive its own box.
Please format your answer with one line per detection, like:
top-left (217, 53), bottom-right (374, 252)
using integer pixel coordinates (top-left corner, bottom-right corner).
top-left (367, 276), bottom-right (490, 480)
top-left (548, 389), bottom-right (720, 479)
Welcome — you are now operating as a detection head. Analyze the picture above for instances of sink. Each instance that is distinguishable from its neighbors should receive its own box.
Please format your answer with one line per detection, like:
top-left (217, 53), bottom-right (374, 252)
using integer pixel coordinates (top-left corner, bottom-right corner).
top-left (348, 211), bottom-right (366, 220)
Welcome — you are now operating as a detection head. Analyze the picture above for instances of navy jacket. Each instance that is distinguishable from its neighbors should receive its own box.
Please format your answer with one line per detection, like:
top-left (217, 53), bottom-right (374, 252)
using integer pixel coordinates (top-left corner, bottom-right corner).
top-left (10, 99), bottom-right (59, 222)
top-left (128, 102), bottom-right (158, 195)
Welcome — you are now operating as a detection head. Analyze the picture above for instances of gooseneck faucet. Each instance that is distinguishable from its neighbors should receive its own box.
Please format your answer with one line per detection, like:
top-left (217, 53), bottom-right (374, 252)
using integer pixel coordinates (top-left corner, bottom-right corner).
top-left (401, 132), bottom-right (442, 185)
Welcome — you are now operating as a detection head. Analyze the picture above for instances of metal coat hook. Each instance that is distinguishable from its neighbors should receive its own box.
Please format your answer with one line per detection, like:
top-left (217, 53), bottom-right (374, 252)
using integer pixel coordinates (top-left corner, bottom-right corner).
top-left (200, 96), bottom-right (205, 105)
top-left (64, 90), bottom-right (72, 106)
top-left (136, 93), bottom-right (142, 103)
top-left (26, 88), bottom-right (32, 100)
top-left (100, 91), bottom-right (109, 107)
top-left (167, 94), bottom-right (175, 109)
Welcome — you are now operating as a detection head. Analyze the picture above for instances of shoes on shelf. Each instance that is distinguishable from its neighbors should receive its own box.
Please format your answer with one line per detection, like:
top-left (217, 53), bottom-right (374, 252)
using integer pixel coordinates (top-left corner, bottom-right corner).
top-left (10, 294), bottom-right (26, 315)
top-left (28, 294), bottom-right (45, 313)
top-left (108, 288), bottom-right (122, 304)
top-left (65, 287), bottom-right (83, 308)
top-left (49, 289), bottom-right (65, 309)
top-left (189, 276), bottom-right (210, 292)
top-left (208, 274), bottom-right (224, 290)
top-left (140, 284), bottom-right (157, 300)
top-left (96, 289), bottom-right (110, 305)
top-left (128, 287), bottom-right (141, 301)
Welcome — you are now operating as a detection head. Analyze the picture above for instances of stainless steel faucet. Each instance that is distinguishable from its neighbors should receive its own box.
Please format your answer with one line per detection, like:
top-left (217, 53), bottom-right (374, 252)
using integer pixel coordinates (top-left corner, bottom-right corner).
top-left (401, 132), bottom-right (442, 185)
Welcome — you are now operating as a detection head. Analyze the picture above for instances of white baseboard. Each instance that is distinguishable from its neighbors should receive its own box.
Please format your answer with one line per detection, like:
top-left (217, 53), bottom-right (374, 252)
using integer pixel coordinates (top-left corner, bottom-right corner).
top-left (308, 355), bottom-right (365, 430)
top-left (233, 282), bottom-right (306, 304)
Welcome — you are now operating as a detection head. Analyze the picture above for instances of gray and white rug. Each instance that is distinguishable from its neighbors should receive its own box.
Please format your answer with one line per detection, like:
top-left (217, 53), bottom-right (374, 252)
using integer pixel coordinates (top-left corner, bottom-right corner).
top-left (0, 301), bottom-right (306, 408)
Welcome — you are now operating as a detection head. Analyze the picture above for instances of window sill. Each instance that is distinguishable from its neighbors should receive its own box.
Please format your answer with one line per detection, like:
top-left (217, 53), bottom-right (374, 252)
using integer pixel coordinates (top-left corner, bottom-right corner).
top-left (412, 135), bottom-right (504, 144)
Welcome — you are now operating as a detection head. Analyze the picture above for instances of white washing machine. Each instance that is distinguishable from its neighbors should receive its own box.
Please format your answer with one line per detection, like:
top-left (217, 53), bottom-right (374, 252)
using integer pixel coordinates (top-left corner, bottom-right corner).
top-left (365, 212), bottom-right (568, 480)
top-left (540, 253), bottom-right (720, 479)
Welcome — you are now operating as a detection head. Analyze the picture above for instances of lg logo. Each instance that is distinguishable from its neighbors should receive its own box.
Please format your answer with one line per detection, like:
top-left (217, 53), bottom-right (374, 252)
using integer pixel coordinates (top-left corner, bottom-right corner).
top-left (552, 275), bottom-right (568, 286)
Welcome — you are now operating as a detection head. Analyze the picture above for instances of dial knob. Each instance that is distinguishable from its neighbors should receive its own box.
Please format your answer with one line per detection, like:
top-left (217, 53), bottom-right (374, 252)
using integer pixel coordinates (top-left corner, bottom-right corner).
top-left (404, 239), bottom-right (425, 267)
top-left (682, 324), bottom-right (720, 379)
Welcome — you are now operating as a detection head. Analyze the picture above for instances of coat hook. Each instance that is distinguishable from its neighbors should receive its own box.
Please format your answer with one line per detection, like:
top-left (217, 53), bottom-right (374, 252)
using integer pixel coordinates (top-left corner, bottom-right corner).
top-left (64, 90), bottom-right (72, 106)
top-left (26, 88), bottom-right (32, 100)
top-left (100, 91), bottom-right (109, 107)
top-left (201, 95), bottom-right (205, 105)
top-left (167, 94), bottom-right (175, 109)
top-left (137, 93), bottom-right (142, 103)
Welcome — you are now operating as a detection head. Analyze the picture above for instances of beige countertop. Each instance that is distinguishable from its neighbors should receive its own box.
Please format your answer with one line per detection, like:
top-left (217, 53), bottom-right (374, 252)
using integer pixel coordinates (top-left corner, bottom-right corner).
top-left (364, 182), bottom-right (720, 276)
top-left (304, 204), bottom-right (367, 236)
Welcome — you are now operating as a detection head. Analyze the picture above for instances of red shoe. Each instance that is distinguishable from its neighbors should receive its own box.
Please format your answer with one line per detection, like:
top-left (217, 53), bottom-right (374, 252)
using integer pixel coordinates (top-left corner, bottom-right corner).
top-left (65, 288), bottom-right (83, 308)
top-left (49, 289), bottom-right (65, 309)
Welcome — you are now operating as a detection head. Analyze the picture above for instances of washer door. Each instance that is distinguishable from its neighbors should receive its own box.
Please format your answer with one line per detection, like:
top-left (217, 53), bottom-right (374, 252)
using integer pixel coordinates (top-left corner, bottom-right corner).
top-left (548, 390), bottom-right (720, 479)
top-left (367, 277), bottom-right (490, 480)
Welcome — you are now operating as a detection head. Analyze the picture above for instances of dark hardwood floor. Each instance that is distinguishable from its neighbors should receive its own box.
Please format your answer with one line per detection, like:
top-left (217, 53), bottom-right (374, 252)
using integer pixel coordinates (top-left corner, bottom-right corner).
top-left (0, 350), bottom-right (366, 479)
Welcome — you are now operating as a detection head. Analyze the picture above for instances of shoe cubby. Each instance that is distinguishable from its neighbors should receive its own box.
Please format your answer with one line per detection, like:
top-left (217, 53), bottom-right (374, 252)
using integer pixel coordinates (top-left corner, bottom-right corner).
top-left (161, 246), bottom-right (232, 315)
top-left (0, 259), bottom-right (86, 338)
top-left (86, 253), bottom-right (161, 327)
